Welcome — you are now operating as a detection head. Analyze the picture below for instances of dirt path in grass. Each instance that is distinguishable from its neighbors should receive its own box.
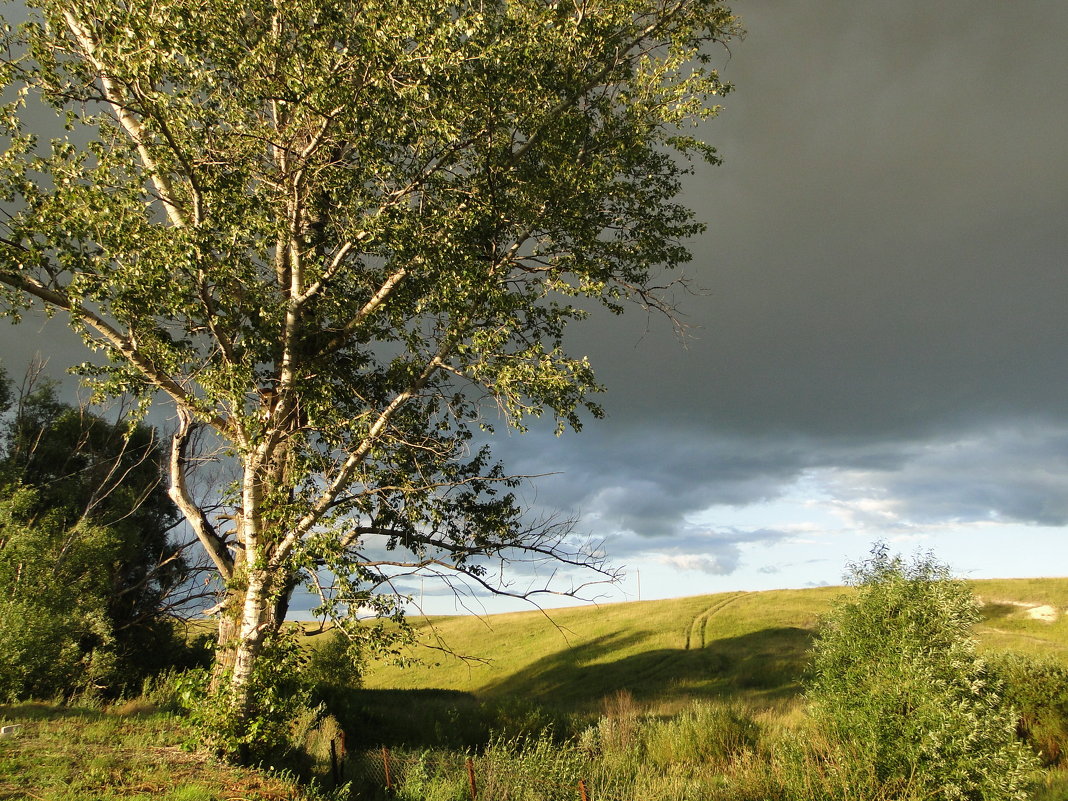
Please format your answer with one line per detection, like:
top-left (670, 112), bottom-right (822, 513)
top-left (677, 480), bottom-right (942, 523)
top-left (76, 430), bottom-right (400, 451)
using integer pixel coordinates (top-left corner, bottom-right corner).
top-left (685, 592), bottom-right (746, 650)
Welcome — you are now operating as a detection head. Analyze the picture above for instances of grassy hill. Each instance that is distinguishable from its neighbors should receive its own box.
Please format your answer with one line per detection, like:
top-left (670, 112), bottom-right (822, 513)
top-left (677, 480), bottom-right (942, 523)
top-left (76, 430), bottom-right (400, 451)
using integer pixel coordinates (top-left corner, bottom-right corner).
top-left (360, 578), bottom-right (1068, 714)
top-left (6, 577), bottom-right (1068, 800)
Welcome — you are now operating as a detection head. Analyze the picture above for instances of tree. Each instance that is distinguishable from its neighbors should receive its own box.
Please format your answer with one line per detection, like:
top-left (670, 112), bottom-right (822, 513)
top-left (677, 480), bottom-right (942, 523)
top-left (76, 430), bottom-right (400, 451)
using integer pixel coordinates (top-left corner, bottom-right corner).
top-left (0, 0), bottom-right (738, 749)
top-left (0, 366), bottom-right (197, 699)
top-left (807, 545), bottom-right (1037, 800)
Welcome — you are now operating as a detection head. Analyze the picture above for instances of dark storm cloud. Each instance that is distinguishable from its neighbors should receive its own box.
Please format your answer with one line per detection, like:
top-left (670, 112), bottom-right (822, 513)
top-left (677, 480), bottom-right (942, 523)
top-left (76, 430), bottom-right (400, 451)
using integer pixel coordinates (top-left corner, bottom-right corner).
top-left (518, 0), bottom-right (1068, 559)
top-left (575, 0), bottom-right (1068, 442)
top-left (4, 0), bottom-right (1068, 582)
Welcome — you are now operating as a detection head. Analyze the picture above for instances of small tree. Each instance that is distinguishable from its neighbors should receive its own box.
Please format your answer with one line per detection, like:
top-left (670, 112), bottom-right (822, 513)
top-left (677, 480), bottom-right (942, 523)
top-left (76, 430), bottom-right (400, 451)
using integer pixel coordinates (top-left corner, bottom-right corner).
top-left (0, 367), bottom-right (198, 699)
top-left (0, 0), bottom-right (739, 752)
top-left (807, 545), bottom-right (1037, 800)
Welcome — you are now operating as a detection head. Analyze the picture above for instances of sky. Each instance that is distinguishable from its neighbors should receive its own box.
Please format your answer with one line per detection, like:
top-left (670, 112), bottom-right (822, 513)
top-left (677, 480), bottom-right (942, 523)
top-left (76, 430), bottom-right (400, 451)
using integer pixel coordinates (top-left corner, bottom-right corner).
top-left (4, 0), bottom-right (1068, 617)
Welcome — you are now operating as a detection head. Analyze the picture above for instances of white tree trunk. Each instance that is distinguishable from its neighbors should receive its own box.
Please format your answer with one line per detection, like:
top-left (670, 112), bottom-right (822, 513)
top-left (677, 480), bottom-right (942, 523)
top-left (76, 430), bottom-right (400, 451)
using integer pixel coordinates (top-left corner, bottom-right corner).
top-left (229, 567), bottom-right (270, 717)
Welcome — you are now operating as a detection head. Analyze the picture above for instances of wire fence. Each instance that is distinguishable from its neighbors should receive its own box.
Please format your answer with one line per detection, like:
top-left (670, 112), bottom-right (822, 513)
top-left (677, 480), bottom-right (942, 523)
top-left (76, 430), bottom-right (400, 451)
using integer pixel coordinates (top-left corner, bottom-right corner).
top-left (326, 741), bottom-right (599, 801)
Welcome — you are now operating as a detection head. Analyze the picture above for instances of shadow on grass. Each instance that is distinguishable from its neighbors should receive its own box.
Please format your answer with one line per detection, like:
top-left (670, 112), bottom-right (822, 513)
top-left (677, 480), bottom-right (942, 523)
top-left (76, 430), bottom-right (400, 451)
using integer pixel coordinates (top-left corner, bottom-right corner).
top-left (478, 626), bottom-right (816, 710)
top-left (0, 702), bottom-right (106, 722)
top-left (326, 687), bottom-right (489, 751)
top-left (333, 627), bottom-right (816, 750)
top-left (982, 602), bottom-right (1027, 622)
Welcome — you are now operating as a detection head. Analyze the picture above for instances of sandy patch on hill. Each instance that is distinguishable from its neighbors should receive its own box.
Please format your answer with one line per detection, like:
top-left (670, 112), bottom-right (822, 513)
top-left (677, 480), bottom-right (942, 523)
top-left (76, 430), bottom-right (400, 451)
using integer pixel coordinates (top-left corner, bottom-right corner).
top-left (980, 598), bottom-right (1061, 623)
top-left (1026, 604), bottom-right (1059, 622)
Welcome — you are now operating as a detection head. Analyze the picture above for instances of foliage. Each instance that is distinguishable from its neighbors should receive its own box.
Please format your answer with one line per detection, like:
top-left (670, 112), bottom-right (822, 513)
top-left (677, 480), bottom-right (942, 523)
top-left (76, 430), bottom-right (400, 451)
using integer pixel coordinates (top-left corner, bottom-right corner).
top-left (186, 630), bottom-right (311, 763)
top-left (305, 630), bottom-right (364, 696)
top-left (990, 652), bottom-right (1068, 766)
top-left (0, 0), bottom-right (740, 747)
top-left (806, 545), bottom-right (1038, 800)
top-left (0, 372), bottom-right (195, 699)
top-left (0, 493), bottom-right (121, 700)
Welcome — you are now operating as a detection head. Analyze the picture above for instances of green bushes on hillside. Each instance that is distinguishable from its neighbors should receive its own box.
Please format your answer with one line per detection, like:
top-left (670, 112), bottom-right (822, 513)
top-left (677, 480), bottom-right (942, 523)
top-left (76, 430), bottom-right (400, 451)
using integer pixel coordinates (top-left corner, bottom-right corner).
top-left (806, 545), bottom-right (1038, 800)
top-left (991, 652), bottom-right (1068, 766)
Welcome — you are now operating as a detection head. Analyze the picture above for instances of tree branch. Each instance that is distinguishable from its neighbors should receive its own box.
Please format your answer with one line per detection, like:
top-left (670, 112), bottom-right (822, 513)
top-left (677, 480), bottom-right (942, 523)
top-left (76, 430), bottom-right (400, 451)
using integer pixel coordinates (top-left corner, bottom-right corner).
top-left (60, 11), bottom-right (190, 230)
top-left (167, 409), bottom-right (234, 580)
top-left (0, 269), bottom-right (229, 429)
top-left (271, 343), bottom-right (451, 565)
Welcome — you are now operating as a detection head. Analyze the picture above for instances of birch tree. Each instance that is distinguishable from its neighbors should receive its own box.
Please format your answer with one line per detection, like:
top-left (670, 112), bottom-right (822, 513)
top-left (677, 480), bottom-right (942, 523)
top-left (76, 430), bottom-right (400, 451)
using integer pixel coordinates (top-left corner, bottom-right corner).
top-left (0, 0), bottom-right (737, 748)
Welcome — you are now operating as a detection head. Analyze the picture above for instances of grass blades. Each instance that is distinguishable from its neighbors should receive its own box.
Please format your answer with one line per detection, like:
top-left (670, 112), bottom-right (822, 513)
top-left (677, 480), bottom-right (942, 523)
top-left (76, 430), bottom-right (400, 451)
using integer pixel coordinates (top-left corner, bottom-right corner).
top-left (0, 703), bottom-right (312, 801)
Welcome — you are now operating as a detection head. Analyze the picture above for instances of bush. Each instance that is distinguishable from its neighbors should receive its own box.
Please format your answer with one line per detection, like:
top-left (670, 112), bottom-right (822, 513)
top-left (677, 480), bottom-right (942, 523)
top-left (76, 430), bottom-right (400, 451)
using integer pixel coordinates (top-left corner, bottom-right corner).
top-left (806, 545), bottom-right (1038, 800)
top-left (989, 652), bottom-right (1068, 766)
top-left (0, 374), bottom-right (194, 700)
top-left (305, 629), bottom-right (363, 695)
top-left (186, 630), bottom-right (311, 763)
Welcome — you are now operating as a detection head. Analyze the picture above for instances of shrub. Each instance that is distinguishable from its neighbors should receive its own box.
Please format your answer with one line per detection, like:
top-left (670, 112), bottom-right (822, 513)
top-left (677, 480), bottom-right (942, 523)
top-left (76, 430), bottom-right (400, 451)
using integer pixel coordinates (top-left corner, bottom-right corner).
top-left (989, 652), bottom-right (1068, 766)
top-left (806, 545), bottom-right (1038, 800)
top-left (0, 375), bottom-right (194, 700)
top-left (186, 630), bottom-right (311, 763)
top-left (305, 629), bottom-right (363, 695)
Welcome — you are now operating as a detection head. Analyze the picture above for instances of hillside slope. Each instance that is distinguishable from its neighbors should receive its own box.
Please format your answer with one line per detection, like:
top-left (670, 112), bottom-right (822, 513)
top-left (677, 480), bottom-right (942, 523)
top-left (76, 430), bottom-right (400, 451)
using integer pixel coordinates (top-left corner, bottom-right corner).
top-left (360, 578), bottom-right (1068, 712)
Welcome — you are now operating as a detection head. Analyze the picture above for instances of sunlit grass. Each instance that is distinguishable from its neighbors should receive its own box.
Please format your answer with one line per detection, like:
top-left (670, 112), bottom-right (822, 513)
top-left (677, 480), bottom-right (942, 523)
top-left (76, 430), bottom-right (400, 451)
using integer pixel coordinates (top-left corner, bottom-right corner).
top-left (362, 579), bottom-right (1068, 712)
top-left (0, 702), bottom-right (312, 801)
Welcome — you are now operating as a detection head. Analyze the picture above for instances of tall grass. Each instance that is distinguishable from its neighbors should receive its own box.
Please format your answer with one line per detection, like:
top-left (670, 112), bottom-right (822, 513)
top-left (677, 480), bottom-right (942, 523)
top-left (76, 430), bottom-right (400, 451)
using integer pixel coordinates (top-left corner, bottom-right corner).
top-left (356, 698), bottom-right (958, 801)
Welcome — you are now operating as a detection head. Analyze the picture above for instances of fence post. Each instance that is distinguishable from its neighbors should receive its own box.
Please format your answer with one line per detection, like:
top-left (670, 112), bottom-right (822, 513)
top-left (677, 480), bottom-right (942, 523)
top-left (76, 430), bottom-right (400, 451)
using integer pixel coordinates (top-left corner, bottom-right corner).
top-left (466, 756), bottom-right (478, 801)
top-left (382, 745), bottom-right (393, 793)
top-left (579, 778), bottom-right (590, 801)
top-left (330, 738), bottom-right (340, 785)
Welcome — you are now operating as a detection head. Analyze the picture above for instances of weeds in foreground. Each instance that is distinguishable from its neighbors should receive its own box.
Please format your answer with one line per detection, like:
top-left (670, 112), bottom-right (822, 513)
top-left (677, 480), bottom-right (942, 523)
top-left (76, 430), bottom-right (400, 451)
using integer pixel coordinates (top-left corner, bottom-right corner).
top-left (1, 690), bottom-right (1061, 801)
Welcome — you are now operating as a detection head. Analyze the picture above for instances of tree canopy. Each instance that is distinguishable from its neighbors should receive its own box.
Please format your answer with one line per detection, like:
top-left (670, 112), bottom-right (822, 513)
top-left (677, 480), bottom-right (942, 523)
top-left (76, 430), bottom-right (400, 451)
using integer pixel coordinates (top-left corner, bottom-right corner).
top-left (0, 0), bottom-right (738, 751)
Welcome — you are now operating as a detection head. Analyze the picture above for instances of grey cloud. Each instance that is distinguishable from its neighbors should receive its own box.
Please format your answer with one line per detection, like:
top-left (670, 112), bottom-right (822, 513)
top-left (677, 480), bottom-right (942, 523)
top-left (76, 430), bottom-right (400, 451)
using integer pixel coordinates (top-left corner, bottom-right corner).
top-left (612, 525), bottom-right (793, 577)
top-left (5, 0), bottom-right (1068, 589)
top-left (828, 425), bottom-right (1068, 527)
top-left (568, 0), bottom-right (1068, 443)
top-left (659, 554), bottom-right (737, 576)
top-left (502, 428), bottom-right (814, 538)
top-left (501, 423), bottom-right (922, 542)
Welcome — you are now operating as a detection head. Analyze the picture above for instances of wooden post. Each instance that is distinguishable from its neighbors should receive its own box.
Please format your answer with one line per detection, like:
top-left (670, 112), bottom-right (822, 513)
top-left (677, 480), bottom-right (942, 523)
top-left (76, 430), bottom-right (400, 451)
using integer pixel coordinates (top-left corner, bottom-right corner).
top-left (330, 738), bottom-right (340, 785)
top-left (382, 745), bottom-right (393, 793)
top-left (466, 756), bottom-right (478, 801)
top-left (579, 778), bottom-right (590, 801)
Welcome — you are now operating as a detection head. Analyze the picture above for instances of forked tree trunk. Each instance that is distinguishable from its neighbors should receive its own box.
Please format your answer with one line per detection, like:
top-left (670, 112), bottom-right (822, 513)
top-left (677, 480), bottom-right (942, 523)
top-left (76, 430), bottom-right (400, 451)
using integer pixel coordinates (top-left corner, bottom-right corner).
top-left (212, 564), bottom-right (298, 721)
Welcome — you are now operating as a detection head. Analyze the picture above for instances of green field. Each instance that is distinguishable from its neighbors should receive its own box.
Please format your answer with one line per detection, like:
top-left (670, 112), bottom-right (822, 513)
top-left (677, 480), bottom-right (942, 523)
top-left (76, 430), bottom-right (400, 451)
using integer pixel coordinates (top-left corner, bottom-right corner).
top-left (359, 578), bottom-right (1068, 712)
top-left (6, 576), bottom-right (1068, 800)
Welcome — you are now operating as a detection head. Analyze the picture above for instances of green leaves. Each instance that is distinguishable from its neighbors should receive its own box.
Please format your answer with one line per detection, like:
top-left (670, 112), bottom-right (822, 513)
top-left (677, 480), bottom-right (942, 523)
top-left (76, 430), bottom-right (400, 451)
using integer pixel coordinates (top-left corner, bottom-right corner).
top-left (0, 375), bottom-right (190, 700)
top-left (808, 546), bottom-right (1039, 800)
top-left (0, 0), bottom-right (738, 739)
